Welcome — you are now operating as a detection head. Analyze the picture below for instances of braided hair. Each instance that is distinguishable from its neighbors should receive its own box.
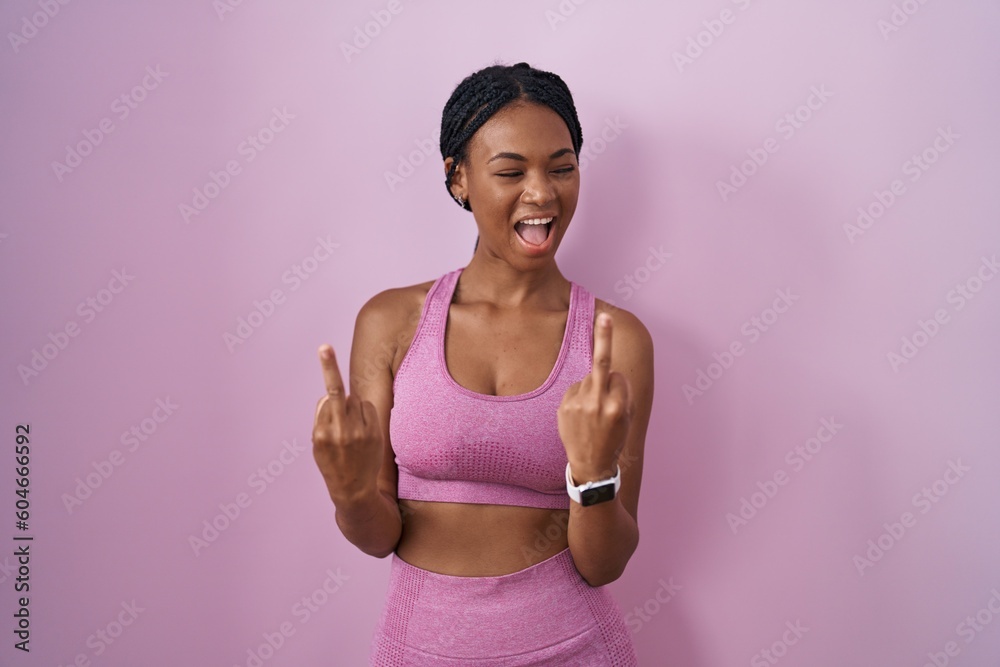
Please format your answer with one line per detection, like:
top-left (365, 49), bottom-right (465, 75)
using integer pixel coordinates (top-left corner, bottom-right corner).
top-left (440, 61), bottom-right (583, 252)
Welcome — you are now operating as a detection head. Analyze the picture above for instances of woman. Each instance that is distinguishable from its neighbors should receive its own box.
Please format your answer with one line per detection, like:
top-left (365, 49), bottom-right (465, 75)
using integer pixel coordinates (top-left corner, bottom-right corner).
top-left (312, 62), bottom-right (654, 666)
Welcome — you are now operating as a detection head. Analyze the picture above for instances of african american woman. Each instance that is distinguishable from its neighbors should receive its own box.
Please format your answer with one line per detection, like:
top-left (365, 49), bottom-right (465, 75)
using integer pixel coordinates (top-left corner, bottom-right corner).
top-left (311, 62), bottom-right (654, 666)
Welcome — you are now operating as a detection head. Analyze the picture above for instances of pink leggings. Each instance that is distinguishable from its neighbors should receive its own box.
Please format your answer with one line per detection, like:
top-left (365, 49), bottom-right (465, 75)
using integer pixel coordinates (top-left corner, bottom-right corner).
top-left (369, 547), bottom-right (637, 666)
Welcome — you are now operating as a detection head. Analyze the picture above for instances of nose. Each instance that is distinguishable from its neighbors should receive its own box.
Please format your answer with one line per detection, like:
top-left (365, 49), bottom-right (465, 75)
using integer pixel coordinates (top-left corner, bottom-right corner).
top-left (520, 169), bottom-right (556, 206)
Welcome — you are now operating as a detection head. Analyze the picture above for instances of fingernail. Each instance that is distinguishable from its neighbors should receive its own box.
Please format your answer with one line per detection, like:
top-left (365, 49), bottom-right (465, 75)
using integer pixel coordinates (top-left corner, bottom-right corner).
top-left (600, 313), bottom-right (610, 326)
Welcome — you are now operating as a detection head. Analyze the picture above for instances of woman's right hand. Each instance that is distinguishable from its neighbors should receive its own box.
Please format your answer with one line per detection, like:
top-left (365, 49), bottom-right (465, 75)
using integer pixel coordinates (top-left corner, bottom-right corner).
top-left (312, 343), bottom-right (384, 504)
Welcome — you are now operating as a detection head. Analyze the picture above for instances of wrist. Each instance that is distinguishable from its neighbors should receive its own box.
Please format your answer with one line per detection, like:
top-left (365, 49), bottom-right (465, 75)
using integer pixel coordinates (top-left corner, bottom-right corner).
top-left (566, 462), bottom-right (621, 507)
top-left (332, 487), bottom-right (383, 521)
top-left (567, 460), bottom-right (619, 484)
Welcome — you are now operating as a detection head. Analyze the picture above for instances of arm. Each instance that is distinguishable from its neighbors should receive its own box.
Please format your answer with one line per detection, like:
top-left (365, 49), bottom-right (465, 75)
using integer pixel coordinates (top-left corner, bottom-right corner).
top-left (564, 307), bottom-right (654, 586)
top-left (317, 291), bottom-right (406, 558)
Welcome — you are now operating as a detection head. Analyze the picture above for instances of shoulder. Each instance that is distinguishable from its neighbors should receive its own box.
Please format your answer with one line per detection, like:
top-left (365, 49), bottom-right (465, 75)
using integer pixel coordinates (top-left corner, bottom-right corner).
top-left (356, 277), bottom-right (437, 339)
top-left (348, 277), bottom-right (440, 395)
top-left (353, 275), bottom-right (447, 372)
top-left (593, 297), bottom-right (654, 361)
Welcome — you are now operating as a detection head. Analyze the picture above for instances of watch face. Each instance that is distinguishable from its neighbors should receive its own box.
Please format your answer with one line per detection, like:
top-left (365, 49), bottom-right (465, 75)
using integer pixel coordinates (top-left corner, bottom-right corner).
top-left (580, 484), bottom-right (616, 507)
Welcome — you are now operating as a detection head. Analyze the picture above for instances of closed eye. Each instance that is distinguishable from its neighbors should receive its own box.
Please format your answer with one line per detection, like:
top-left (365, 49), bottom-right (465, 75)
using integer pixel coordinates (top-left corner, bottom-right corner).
top-left (497, 167), bottom-right (576, 178)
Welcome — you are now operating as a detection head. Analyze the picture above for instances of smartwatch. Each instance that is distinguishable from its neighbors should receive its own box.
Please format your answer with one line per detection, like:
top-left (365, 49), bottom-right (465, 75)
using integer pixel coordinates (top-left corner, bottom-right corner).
top-left (566, 463), bottom-right (621, 506)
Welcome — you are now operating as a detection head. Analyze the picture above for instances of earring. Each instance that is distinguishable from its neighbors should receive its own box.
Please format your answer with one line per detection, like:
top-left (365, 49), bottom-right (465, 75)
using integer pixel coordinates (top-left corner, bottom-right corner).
top-left (454, 194), bottom-right (465, 207)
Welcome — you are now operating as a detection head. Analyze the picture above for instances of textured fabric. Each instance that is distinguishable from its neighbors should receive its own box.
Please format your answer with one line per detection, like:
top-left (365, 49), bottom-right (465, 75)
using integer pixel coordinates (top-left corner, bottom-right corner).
top-left (369, 547), bottom-right (638, 666)
top-left (390, 266), bottom-right (595, 510)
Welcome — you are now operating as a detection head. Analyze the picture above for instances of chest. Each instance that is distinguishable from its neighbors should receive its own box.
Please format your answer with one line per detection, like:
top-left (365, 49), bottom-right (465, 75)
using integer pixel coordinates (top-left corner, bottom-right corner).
top-left (443, 304), bottom-right (569, 397)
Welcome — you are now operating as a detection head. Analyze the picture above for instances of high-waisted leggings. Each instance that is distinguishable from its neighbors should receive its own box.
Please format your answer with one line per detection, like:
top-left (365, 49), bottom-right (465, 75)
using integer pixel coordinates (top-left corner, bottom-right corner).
top-left (369, 546), bottom-right (638, 666)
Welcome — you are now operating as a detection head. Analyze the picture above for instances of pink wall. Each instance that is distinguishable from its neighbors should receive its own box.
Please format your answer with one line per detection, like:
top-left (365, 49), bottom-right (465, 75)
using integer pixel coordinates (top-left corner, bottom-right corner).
top-left (2, 1), bottom-right (999, 665)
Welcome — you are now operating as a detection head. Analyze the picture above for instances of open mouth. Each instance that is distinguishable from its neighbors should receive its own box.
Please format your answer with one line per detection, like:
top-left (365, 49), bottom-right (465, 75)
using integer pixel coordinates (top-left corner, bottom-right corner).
top-left (513, 216), bottom-right (554, 247)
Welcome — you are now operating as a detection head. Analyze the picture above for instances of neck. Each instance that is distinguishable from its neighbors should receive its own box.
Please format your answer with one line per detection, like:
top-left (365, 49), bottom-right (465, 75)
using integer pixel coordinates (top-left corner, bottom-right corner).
top-left (457, 248), bottom-right (569, 309)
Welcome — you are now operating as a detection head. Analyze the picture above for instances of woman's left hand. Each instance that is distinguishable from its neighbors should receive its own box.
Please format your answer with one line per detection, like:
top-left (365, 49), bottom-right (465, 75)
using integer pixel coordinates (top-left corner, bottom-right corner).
top-left (558, 311), bottom-right (634, 481)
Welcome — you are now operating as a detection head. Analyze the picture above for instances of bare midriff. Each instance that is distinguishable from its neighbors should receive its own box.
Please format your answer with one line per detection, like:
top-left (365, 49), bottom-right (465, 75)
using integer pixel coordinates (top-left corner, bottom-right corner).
top-left (394, 500), bottom-right (570, 576)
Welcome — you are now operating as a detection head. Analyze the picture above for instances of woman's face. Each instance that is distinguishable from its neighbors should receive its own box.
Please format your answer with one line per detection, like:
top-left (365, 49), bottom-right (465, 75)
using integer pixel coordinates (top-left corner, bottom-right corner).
top-left (446, 101), bottom-right (580, 266)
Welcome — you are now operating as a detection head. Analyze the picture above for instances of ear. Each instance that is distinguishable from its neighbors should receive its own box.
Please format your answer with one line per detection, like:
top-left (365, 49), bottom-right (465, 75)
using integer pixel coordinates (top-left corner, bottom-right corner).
top-left (444, 157), bottom-right (466, 199)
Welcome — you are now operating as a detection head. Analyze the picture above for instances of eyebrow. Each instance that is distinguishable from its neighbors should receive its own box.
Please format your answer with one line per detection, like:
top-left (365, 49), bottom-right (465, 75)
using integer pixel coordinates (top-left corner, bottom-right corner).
top-left (486, 148), bottom-right (576, 164)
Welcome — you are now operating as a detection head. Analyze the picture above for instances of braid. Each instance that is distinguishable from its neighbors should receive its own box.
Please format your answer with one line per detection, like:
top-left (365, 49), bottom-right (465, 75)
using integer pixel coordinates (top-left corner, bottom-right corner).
top-left (440, 61), bottom-right (583, 217)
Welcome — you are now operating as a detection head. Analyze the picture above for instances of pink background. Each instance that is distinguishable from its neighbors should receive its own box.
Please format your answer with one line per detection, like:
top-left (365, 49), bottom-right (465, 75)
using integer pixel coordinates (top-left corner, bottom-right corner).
top-left (3, 1), bottom-right (999, 665)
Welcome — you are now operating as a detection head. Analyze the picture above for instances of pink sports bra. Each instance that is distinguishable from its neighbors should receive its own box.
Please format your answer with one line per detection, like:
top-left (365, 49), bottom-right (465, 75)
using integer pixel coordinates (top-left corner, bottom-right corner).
top-left (389, 266), bottom-right (595, 510)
